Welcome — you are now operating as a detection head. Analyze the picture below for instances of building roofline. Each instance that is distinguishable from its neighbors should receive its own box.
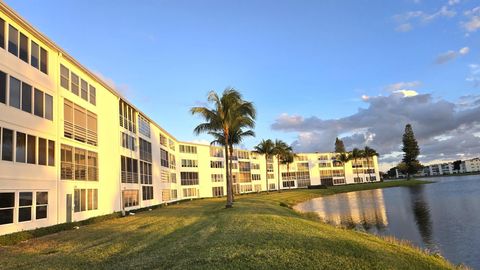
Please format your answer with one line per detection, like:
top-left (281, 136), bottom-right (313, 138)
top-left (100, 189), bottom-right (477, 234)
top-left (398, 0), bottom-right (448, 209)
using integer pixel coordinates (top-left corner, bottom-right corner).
top-left (0, 1), bottom-right (178, 142)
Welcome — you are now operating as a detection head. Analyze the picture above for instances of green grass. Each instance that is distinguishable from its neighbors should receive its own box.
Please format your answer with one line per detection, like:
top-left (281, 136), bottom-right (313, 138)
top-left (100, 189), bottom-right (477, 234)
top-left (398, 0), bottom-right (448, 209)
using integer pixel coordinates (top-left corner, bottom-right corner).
top-left (0, 180), bottom-right (457, 270)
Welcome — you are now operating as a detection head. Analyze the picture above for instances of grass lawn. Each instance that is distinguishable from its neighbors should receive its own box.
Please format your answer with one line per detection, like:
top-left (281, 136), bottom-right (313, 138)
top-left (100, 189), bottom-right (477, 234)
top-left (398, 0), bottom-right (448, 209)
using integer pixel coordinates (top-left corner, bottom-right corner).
top-left (0, 180), bottom-right (457, 270)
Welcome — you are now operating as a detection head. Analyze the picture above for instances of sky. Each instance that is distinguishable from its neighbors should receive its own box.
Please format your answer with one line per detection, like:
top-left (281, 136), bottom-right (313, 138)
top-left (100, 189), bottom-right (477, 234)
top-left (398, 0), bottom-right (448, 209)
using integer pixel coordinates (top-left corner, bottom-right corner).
top-left (5, 0), bottom-right (480, 171)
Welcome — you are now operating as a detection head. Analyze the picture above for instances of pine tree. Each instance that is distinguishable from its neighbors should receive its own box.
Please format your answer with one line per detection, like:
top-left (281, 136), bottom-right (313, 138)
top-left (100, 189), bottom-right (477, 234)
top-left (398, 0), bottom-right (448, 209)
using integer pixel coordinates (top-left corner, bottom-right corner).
top-left (334, 137), bottom-right (346, 153)
top-left (399, 124), bottom-right (421, 179)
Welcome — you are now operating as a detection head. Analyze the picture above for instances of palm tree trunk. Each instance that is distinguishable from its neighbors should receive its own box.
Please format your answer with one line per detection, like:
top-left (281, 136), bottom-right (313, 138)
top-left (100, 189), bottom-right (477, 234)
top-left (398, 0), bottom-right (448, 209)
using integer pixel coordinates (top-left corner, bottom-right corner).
top-left (229, 146), bottom-right (235, 201)
top-left (277, 155), bottom-right (281, 193)
top-left (367, 156), bottom-right (372, 182)
top-left (265, 156), bottom-right (269, 194)
top-left (224, 140), bottom-right (233, 208)
top-left (287, 163), bottom-right (291, 189)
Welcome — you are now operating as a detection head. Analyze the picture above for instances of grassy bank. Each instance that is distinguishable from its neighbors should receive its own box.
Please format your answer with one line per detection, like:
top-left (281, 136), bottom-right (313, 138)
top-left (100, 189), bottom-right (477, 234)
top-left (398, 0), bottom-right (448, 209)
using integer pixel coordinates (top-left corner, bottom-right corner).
top-left (0, 180), bottom-right (455, 269)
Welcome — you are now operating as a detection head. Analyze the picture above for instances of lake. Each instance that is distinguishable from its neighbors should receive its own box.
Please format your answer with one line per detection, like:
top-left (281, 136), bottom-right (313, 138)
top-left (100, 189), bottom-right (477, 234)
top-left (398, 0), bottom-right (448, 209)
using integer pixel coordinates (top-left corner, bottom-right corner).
top-left (293, 175), bottom-right (480, 269)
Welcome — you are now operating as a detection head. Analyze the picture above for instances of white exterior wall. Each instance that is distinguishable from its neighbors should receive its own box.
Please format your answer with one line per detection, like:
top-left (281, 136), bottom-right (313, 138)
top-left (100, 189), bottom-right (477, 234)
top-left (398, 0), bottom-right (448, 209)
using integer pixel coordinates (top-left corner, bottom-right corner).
top-left (465, 158), bottom-right (480, 172)
top-left (0, 3), bottom-right (380, 236)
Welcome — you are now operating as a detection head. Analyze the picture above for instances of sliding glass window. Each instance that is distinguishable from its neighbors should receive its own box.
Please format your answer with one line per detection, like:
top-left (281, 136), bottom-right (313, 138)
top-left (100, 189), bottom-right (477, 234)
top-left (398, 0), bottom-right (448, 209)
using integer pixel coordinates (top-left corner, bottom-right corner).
top-left (8, 25), bottom-right (18, 56)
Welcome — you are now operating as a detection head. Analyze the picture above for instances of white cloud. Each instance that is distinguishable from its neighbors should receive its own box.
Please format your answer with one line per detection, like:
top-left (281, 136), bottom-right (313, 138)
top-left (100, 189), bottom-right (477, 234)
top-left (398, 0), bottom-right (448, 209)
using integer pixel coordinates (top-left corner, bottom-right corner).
top-left (393, 90), bottom-right (419, 97)
top-left (92, 71), bottom-right (130, 97)
top-left (463, 7), bottom-right (480, 32)
top-left (396, 23), bottom-right (413, 32)
top-left (466, 64), bottom-right (480, 87)
top-left (385, 81), bottom-right (421, 92)
top-left (459, 46), bottom-right (470, 55)
top-left (448, 0), bottom-right (460, 5)
top-left (271, 91), bottom-right (480, 169)
top-left (394, 5), bottom-right (456, 31)
top-left (434, 47), bottom-right (469, 64)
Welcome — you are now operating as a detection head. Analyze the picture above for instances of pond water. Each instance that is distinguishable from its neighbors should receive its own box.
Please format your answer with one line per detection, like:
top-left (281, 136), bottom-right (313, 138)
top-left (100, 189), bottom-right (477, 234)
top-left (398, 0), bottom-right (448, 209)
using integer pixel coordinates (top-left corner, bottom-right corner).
top-left (293, 175), bottom-right (480, 269)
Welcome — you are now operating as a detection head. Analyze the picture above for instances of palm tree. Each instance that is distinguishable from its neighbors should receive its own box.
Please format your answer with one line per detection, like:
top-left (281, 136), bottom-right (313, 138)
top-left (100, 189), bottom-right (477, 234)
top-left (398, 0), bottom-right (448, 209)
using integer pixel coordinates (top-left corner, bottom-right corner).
top-left (280, 150), bottom-right (296, 189)
top-left (191, 88), bottom-right (256, 208)
top-left (351, 148), bottom-right (364, 183)
top-left (337, 152), bottom-right (352, 183)
top-left (209, 127), bottom-right (255, 199)
top-left (273, 140), bottom-right (291, 192)
top-left (363, 146), bottom-right (378, 182)
top-left (253, 139), bottom-right (275, 193)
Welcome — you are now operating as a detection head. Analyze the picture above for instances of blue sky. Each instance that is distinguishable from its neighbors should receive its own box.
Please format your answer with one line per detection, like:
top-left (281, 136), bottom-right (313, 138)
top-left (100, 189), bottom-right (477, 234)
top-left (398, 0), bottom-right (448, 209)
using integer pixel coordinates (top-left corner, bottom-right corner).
top-left (6, 0), bottom-right (480, 169)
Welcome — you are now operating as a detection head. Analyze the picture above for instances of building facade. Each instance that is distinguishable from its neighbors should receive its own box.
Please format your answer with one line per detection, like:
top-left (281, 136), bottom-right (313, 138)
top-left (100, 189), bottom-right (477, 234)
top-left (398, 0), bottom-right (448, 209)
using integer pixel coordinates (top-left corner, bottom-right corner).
top-left (0, 3), bottom-right (380, 236)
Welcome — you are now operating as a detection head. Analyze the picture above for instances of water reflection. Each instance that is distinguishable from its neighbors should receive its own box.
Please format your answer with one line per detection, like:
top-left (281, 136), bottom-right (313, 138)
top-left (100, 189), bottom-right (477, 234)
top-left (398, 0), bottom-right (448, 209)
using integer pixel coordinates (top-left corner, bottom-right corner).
top-left (408, 185), bottom-right (437, 252)
top-left (294, 176), bottom-right (480, 268)
top-left (294, 189), bottom-right (388, 232)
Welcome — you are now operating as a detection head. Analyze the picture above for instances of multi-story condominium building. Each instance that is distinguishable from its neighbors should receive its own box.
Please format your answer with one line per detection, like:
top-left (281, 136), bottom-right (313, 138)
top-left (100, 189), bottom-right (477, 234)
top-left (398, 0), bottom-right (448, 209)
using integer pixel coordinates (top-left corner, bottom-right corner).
top-left (0, 3), bottom-right (380, 236)
top-left (464, 158), bottom-right (480, 173)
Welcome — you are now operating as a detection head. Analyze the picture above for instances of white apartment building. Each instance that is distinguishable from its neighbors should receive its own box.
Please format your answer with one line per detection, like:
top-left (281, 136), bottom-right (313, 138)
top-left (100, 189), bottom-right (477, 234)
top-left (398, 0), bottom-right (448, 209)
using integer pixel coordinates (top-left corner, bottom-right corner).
top-left (0, 3), bottom-right (380, 236)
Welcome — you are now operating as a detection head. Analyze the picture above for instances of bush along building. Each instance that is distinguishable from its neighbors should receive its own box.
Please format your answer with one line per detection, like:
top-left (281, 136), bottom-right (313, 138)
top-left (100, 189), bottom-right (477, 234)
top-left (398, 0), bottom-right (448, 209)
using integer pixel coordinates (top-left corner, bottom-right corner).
top-left (0, 2), bottom-right (380, 236)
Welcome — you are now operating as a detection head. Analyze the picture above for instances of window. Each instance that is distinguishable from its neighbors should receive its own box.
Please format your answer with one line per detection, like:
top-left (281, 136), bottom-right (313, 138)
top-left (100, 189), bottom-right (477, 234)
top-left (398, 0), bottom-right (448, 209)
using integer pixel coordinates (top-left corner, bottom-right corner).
top-left (8, 25), bottom-right (18, 56)
top-left (61, 145), bottom-right (97, 181)
top-left (31, 41), bottom-right (39, 69)
top-left (21, 82), bottom-right (32, 113)
top-left (183, 188), bottom-right (197, 198)
top-left (89, 85), bottom-right (96, 105)
top-left (238, 172), bottom-right (251, 183)
top-left (80, 79), bottom-right (88, 101)
top-left (160, 149), bottom-right (169, 167)
top-left (121, 156), bottom-right (138, 183)
top-left (162, 189), bottom-right (171, 202)
top-left (140, 161), bottom-right (152, 184)
top-left (210, 161), bottom-right (224, 168)
top-left (27, 135), bottom-right (36, 164)
top-left (44, 94), bottom-right (53, 120)
top-left (297, 162), bottom-right (309, 171)
top-left (0, 18), bottom-right (4, 49)
top-left (46, 140), bottom-right (54, 166)
top-left (38, 138), bottom-right (47, 166)
top-left (142, 186), bottom-right (153, 201)
top-left (122, 190), bottom-right (138, 208)
top-left (181, 159), bottom-right (198, 168)
top-left (121, 132), bottom-right (136, 150)
top-left (74, 189), bottom-right (98, 212)
top-left (179, 145), bottom-right (197, 154)
top-left (239, 161), bottom-right (251, 172)
top-left (210, 147), bottom-right (223, 158)
top-left (0, 71), bottom-right (5, 104)
top-left (119, 100), bottom-right (136, 133)
top-left (60, 65), bottom-right (69, 89)
top-left (251, 163), bottom-right (260, 170)
top-left (87, 151), bottom-right (97, 180)
top-left (34, 88), bottom-right (44, 117)
top-left (0, 192), bottom-right (15, 225)
top-left (180, 172), bottom-right (199, 185)
top-left (15, 132), bottom-right (26, 163)
top-left (212, 187), bottom-right (224, 197)
top-left (64, 99), bottom-right (97, 146)
top-left (19, 32), bottom-right (28, 63)
top-left (36, 192), bottom-right (48, 219)
top-left (240, 185), bottom-right (253, 193)
top-left (138, 115), bottom-right (150, 138)
top-left (159, 134), bottom-right (167, 147)
top-left (333, 178), bottom-right (346, 185)
top-left (71, 72), bottom-right (79, 95)
top-left (1, 128), bottom-right (13, 161)
top-left (3, 72), bottom-right (51, 120)
top-left (169, 153), bottom-right (176, 170)
top-left (269, 183), bottom-right (276, 190)
top-left (252, 174), bottom-right (261, 181)
top-left (169, 139), bottom-right (175, 151)
top-left (40, 47), bottom-right (48, 74)
top-left (211, 174), bottom-right (224, 182)
top-left (18, 192), bottom-right (32, 222)
top-left (354, 177), bottom-right (363, 183)
top-left (171, 190), bottom-right (178, 200)
top-left (9, 76), bottom-right (20, 109)
top-left (238, 151), bottom-right (249, 159)
top-left (139, 138), bottom-right (152, 162)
